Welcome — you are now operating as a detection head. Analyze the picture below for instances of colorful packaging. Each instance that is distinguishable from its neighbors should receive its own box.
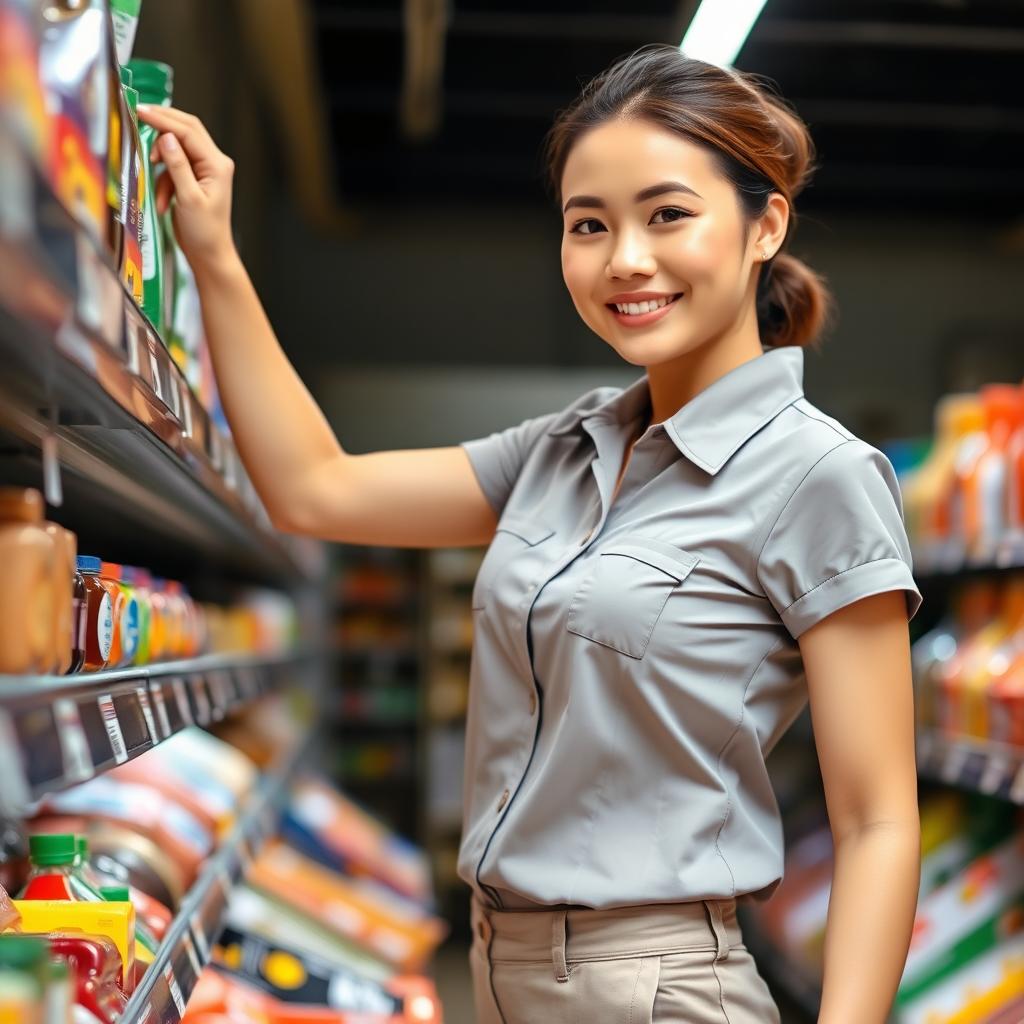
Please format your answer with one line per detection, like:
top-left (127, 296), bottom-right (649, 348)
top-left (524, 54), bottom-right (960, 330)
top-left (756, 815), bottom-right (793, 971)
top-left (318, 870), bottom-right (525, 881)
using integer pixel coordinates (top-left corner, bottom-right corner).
top-left (248, 842), bottom-right (447, 974)
top-left (48, 934), bottom-right (126, 1023)
top-left (37, 0), bottom-right (115, 245)
top-left (283, 777), bottom-right (433, 906)
top-left (110, 0), bottom-right (142, 65)
top-left (0, 934), bottom-right (48, 1024)
top-left (125, 59), bottom-right (173, 341)
top-left (117, 67), bottom-right (144, 308)
top-left (14, 899), bottom-right (135, 991)
top-left (76, 557), bottom-right (113, 672)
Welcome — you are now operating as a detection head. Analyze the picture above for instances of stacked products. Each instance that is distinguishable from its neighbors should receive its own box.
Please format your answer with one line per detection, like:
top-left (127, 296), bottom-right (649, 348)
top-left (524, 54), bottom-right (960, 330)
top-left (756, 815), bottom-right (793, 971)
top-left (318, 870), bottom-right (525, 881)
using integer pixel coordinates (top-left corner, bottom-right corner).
top-left (0, 486), bottom-right (298, 675)
top-left (901, 384), bottom-right (1024, 573)
top-left (913, 574), bottom-right (1024, 744)
top-left (746, 791), bottom-right (1024, 1023)
top-left (0, 0), bottom-right (224, 424)
top-left (0, 697), bottom-right (446, 1021)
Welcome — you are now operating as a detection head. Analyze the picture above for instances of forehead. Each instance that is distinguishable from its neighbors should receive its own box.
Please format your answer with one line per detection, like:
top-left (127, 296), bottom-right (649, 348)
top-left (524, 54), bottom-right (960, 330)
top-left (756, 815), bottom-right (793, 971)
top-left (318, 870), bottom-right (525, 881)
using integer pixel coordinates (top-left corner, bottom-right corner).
top-left (561, 117), bottom-right (723, 199)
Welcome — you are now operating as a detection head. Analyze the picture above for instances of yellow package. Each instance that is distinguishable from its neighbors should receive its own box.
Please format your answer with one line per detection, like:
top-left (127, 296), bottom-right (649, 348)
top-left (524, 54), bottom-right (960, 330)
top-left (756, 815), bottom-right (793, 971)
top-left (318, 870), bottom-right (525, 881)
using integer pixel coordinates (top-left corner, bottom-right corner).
top-left (13, 901), bottom-right (135, 988)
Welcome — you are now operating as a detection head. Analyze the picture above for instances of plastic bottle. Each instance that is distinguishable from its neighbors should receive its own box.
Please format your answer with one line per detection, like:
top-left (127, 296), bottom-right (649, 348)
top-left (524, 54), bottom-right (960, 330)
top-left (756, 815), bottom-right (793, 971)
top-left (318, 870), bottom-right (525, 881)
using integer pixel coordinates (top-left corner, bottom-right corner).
top-left (124, 568), bottom-right (152, 666)
top-left (0, 488), bottom-right (56, 674)
top-left (115, 570), bottom-right (140, 670)
top-left (77, 558), bottom-right (112, 672)
top-left (99, 886), bottom-right (158, 959)
top-left (69, 559), bottom-right (86, 675)
top-left (148, 578), bottom-right (169, 663)
top-left (98, 564), bottom-right (125, 671)
top-left (20, 835), bottom-right (81, 901)
top-left (125, 59), bottom-right (173, 342)
top-left (0, 935), bottom-right (47, 1024)
top-left (966, 385), bottom-right (1023, 567)
top-left (43, 525), bottom-right (76, 676)
top-left (73, 839), bottom-right (105, 899)
top-left (46, 935), bottom-right (126, 1021)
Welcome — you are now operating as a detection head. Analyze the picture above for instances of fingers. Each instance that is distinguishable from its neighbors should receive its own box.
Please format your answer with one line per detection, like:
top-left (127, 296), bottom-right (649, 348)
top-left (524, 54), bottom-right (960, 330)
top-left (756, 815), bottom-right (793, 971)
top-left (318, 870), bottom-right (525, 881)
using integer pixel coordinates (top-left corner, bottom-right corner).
top-left (156, 133), bottom-right (203, 205)
top-left (154, 170), bottom-right (174, 216)
top-left (138, 104), bottom-right (227, 180)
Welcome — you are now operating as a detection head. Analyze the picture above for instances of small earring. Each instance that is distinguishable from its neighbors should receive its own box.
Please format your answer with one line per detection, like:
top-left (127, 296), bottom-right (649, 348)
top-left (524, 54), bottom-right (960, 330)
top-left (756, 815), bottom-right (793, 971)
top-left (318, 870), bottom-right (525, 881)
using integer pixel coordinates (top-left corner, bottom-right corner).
top-left (759, 248), bottom-right (768, 261)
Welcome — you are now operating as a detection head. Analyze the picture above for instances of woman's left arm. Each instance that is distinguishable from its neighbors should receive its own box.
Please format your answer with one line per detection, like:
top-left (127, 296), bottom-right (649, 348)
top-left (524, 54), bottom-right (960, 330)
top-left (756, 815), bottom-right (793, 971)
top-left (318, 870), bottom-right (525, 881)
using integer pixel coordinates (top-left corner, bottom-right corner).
top-left (798, 589), bottom-right (922, 1024)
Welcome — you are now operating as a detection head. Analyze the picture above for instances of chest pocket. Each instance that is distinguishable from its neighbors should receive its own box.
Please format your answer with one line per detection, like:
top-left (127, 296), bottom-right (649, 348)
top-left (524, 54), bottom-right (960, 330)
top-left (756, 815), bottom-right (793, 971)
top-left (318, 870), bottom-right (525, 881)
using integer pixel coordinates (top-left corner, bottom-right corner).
top-left (567, 536), bottom-right (699, 659)
top-left (471, 515), bottom-right (556, 610)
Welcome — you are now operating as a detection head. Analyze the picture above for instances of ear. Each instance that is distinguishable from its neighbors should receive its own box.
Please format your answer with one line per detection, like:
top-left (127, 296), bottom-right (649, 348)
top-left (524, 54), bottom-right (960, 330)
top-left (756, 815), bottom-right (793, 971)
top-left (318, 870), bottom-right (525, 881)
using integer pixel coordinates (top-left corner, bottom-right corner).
top-left (754, 192), bottom-right (790, 259)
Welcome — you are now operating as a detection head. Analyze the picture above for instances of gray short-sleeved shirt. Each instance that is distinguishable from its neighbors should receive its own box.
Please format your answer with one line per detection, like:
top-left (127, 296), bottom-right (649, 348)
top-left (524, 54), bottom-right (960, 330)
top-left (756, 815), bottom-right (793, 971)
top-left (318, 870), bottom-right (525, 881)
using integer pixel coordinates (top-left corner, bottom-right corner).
top-left (458, 345), bottom-right (923, 911)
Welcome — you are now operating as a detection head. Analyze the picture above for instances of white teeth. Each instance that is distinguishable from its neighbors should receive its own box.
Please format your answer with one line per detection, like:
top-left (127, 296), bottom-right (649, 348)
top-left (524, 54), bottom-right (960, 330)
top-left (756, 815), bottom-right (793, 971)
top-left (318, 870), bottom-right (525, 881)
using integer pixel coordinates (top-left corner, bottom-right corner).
top-left (614, 294), bottom-right (678, 315)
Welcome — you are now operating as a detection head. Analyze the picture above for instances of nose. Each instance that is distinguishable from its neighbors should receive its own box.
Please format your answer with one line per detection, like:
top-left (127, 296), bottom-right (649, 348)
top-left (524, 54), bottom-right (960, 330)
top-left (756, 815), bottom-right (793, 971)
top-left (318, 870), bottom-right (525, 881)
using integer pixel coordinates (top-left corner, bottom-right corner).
top-left (605, 227), bottom-right (656, 280)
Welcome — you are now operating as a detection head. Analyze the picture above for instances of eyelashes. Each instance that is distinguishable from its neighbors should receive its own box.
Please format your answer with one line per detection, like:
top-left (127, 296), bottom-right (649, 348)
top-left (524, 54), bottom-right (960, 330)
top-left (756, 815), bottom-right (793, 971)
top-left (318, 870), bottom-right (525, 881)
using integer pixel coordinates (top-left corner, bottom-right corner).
top-left (568, 207), bottom-right (693, 235)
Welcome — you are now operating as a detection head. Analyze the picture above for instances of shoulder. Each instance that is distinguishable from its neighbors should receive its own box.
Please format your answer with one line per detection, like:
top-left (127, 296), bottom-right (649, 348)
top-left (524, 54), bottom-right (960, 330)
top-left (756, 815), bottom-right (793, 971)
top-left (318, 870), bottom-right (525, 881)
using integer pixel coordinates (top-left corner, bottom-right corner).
top-left (765, 397), bottom-right (897, 488)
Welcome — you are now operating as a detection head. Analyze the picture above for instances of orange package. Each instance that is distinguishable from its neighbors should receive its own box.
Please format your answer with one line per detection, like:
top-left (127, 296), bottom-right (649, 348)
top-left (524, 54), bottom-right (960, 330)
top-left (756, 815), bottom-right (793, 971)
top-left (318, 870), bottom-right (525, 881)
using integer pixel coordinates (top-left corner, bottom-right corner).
top-left (247, 842), bottom-right (446, 974)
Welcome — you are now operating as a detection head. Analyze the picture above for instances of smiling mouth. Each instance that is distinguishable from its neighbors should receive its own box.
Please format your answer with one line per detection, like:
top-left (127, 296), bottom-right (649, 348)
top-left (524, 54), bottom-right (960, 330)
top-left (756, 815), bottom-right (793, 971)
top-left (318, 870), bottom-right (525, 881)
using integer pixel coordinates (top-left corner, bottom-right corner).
top-left (605, 293), bottom-right (683, 315)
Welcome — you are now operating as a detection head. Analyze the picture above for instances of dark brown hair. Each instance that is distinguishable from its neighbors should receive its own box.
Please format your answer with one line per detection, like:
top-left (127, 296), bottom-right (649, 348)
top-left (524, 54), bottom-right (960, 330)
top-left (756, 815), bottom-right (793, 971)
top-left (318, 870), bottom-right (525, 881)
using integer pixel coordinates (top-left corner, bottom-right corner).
top-left (542, 44), bottom-right (836, 350)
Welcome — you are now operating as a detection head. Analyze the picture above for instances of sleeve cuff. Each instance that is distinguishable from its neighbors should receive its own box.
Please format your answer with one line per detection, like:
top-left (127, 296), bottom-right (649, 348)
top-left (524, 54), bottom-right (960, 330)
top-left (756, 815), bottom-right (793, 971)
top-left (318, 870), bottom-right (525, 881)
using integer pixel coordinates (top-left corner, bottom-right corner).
top-left (780, 557), bottom-right (924, 639)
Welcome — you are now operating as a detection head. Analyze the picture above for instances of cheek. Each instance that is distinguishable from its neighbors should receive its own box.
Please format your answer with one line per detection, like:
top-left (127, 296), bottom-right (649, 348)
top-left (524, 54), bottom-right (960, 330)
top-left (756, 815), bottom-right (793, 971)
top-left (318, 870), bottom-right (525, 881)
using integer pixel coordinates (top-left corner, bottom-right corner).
top-left (561, 246), bottom-right (595, 300)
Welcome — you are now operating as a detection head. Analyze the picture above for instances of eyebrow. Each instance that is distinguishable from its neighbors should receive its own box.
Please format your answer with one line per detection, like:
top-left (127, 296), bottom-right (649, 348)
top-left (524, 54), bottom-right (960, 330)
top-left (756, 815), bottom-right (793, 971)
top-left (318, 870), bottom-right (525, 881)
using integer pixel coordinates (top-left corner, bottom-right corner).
top-left (562, 180), bottom-right (703, 214)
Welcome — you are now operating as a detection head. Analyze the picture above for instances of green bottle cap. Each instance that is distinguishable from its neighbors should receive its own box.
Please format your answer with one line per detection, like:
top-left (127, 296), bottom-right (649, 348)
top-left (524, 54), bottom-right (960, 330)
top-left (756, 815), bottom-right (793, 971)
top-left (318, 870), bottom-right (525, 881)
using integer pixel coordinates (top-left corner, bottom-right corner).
top-left (99, 886), bottom-right (131, 902)
top-left (125, 59), bottom-right (174, 104)
top-left (76, 837), bottom-right (89, 859)
top-left (29, 834), bottom-right (77, 866)
top-left (0, 936), bottom-right (48, 969)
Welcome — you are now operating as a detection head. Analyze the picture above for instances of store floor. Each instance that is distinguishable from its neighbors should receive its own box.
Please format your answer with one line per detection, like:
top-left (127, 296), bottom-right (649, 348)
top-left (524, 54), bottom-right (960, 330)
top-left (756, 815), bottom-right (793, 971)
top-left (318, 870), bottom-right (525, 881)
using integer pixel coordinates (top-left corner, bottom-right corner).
top-left (428, 940), bottom-right (815, 1023)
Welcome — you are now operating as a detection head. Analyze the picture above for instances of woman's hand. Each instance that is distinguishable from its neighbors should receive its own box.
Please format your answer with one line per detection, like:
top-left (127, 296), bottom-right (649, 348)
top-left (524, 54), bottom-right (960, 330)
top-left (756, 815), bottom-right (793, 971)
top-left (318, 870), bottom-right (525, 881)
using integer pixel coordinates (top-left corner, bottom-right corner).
top-left (134, 103), bottom-right (237, 274)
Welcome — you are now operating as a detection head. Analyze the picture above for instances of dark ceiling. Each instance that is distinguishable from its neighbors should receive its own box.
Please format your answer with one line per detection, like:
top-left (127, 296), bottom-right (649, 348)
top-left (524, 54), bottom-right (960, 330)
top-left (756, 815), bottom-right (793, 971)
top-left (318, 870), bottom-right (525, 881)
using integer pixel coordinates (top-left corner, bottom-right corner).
top-left (311, 0), bottom-right (1023, 218)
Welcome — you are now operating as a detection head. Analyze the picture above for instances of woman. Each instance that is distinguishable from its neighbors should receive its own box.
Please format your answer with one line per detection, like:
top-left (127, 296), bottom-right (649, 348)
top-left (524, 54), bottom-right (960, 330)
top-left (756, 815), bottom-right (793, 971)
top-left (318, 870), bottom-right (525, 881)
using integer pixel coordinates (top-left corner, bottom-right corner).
top-left (139, 43), bottom-right (923, 1024)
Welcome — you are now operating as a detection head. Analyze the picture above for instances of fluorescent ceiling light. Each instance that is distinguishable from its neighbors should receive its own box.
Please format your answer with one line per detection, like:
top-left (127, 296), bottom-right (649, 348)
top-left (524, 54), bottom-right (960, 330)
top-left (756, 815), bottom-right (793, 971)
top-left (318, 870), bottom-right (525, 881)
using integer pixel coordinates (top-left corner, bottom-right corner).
top-left (680, 0), bottom-right (770, 67)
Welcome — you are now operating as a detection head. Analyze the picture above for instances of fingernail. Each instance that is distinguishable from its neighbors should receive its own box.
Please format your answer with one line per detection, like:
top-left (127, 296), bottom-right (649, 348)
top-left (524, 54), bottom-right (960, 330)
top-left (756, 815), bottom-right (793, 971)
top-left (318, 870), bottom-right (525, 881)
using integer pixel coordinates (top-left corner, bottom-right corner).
top-left (136, 102), bottom-right (150, 110)
top-left (162, 133), bottom-right (179, 152)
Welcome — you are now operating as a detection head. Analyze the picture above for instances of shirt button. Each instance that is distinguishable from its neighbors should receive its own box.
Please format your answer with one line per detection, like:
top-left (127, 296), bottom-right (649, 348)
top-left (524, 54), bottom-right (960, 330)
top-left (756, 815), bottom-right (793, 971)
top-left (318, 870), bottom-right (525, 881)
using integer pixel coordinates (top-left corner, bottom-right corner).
top-left (497, 788), bottom-right (510, 812)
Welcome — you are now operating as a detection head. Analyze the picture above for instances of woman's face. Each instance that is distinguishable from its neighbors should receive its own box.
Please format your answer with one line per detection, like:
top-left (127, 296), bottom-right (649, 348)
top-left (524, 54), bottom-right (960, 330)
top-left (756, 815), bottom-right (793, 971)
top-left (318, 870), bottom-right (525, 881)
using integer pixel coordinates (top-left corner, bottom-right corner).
top-left (559, 117), bottom-right (786, 367)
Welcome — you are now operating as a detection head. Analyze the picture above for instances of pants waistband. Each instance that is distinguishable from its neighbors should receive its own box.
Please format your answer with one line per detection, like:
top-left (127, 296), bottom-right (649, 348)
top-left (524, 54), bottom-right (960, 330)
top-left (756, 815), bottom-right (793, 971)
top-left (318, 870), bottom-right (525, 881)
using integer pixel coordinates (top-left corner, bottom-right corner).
top-left (471, 894), bottom-right (739, 983)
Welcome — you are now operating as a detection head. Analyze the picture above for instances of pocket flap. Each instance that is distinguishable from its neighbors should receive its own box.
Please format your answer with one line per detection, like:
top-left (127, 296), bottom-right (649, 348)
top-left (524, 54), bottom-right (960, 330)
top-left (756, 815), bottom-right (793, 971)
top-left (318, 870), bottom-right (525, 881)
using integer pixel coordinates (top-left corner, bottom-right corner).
top-left (599, 536), bottom-right (699, 582)
top-left (497, 516), bottom-right (555, 547)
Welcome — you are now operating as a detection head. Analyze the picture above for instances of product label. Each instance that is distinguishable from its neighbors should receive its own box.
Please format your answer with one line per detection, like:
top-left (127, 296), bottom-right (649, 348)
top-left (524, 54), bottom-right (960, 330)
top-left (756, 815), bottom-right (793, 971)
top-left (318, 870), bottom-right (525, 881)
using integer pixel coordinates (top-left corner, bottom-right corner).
top-left (97, 693), bottom-right (128, 764)
top-left (121, 596), bottom-right (140, 661)
top-left (97, 592), bottom-right (113, 662)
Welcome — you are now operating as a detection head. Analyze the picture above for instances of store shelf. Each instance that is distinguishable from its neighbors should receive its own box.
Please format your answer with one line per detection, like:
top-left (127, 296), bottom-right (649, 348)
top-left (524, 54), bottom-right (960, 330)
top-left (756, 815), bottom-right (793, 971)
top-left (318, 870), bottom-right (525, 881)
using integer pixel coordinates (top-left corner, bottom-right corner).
top-left (0, 650), bottom-right (316, 815)
top-left (916, 728), bottom-right (1024, 803)
top-left (737, 909), bottom-right (822, 1021)
top-left (0, 126), bottom-right (320, 584)
top-left (119, 735), bottom-right (311, 1024)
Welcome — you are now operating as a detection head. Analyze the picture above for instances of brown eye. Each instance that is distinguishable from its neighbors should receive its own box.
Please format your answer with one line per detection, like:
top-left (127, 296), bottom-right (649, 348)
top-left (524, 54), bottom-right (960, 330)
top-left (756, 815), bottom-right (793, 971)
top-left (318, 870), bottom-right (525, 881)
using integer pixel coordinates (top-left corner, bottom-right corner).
top-left (651, 207), bottom-right (690, 224)
top-left (569, 218), bottom-right (604, 235)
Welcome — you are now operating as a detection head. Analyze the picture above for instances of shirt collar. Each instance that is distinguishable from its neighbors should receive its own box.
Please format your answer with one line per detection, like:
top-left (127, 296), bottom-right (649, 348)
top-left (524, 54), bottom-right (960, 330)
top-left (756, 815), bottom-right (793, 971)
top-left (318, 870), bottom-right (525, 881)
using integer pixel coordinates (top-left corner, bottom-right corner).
top-left (546, 346), bottom-right (805, 476)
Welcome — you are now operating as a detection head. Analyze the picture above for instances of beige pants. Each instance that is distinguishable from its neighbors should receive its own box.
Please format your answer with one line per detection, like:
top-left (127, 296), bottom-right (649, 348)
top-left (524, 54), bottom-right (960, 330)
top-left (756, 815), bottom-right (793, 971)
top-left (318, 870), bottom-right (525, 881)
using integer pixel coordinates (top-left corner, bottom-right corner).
top-left (469, 895), bottom-right (781, 1024)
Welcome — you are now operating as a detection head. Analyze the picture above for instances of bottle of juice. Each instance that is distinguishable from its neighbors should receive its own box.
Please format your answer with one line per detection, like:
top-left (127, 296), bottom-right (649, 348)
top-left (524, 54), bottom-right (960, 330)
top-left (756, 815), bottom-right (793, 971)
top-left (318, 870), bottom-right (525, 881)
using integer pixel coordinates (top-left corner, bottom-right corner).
top-left (69, 558), bottom-right (86, 675)
top-left (44, 525), bottom-right (77, 676)
top-left (46, 935), bottom-right (127, 1019)
top-left (115, 571), bottom-right (140, 670)
top-left (20, 835), bottom-right (80, 901)
top-left (99, 886), bottom-right (158, 960)
top-left (124, 568), bottom-right (152, 666)
top-left (124, 59), bottom-right (173, 342)
top-left (98, 564), bottom-right (125, 671)
top-left (0, 935), bottom-right (48, 1024)
top-left (148, 578), bottom-right (168, 663)
top-left (966, 385), bottom-right (1023, 567)
top-left (73, 839), bottom-right (105, 900)
top-left (946, 399), bottom-right (992, 571)
top-left (0, 488), bottom-right (56, 674)
top-left (77, 558), bottom-right (113, 672)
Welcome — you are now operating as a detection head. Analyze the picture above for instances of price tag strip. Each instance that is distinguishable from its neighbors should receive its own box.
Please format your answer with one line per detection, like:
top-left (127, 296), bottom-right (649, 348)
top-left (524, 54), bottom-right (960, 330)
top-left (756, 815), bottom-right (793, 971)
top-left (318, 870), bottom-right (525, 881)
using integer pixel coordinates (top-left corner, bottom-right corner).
top-left (182, 929), bottom-right (202, 979)
top-left (97, 694), bottom-right (128, 765)
top-left (150, 680), bottom-right (173, 740)
top-left (53, 698), bottom-right (94, 784)
top-left (190, 910), bottom-right (211, 962)
top-left (163, 962), bottom-right (186, 1017)
top-left (135, 686), bottom-right (158, 745)
top-left (191, 676), bottom-right (212, 725)
top-left (172, 678), bottom-right (193, 727)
